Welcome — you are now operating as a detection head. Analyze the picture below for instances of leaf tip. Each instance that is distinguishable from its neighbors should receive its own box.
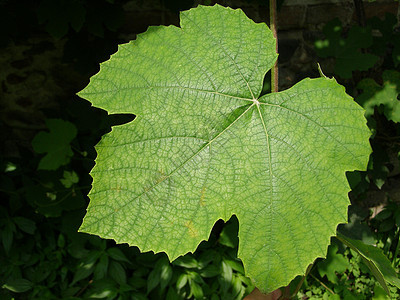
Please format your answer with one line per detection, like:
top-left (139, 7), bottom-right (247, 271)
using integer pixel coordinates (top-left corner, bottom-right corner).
top-left (317, 63), bottom-right (329, 79)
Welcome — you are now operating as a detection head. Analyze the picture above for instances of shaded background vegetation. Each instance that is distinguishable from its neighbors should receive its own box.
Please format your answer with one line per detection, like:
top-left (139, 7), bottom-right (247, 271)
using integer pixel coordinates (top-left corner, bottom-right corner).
top-left (1, 0), bottom-right (400, 299)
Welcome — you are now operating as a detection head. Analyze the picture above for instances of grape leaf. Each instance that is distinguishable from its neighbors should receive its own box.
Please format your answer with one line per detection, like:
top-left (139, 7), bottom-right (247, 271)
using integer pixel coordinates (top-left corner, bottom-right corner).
top-left (32, 119), bottom-right (77, 170)
top-left (317, 243), bottom-right (349, 284)
top-left (78, 5), bottom-right (371, 292)
top-left (356, 70), bottom-right (400, 123)
top-left (37, 0), bottom-right (86, 38)
top-left (315, 19), bottom-right (379, 79)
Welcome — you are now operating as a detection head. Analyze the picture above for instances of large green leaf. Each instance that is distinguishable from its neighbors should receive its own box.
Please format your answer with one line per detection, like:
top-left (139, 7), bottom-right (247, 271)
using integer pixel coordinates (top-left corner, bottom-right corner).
top-left (78, 5), bottom-right (371, 292)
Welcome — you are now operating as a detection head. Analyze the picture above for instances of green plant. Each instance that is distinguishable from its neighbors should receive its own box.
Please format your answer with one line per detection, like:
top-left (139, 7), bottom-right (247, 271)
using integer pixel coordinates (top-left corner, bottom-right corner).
top-left (37, 0), bottom-right (124, 38)
top-left (297, 204), bottom-right (400, 300)
top-left (310, 10), bottom-right (400, 299)
top-left (77, 4), bottom-right (381, 294)
top-left (32, 119), bottom-right (78, 170)
top-left (0, 103), bottom-right (252, 299)
top-left (315, 18), bottom-right (379, 79)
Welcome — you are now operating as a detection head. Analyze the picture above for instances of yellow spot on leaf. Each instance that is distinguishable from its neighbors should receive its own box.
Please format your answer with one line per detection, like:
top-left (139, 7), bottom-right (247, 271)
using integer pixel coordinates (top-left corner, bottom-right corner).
top-left (111, 185), bottom-right (121, 192)
top-left (155, 170), bottom-right (167, 184)
top-left (184, 221), bottom-right (198, 238)
top-left (200, 186), bottom-right (206, 206)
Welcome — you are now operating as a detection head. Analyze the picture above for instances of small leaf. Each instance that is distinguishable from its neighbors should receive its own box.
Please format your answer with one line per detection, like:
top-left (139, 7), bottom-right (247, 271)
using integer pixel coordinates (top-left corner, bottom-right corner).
top-left (375, 209), bottom-right (393, 221)
top-left (108, 260), bottom-right (126, 285)
top-left (337, 232), bottom-right (400, 297)
top-left (71, 252), bottom-right (99, 285)
top-left (4, 162), bottom-right (17, 172)
top-left (2, 221), bottom-right (14, 254)
top-left (57, 233), bottom-right (66, 248)
top-left (220, 260), bottom-right (233, 294)
top-left (71, 264), bottom-right (95, 286)
top-left (32, 119), bottom-right (77, 170)
top-left (107, 247), bottom-right (130, 264)
top-left (60, 171), bottom-right (79, 188)
top-left (2, 278), bottom-right (33, 293)
top-left (224, 259), bottom-right (244, 274)
top-left (316, 19), bottom-right (378, 78)
top-left (147, 257), bottom-right (169, 294)
top-left (219, 218), bottom-right (239, 248)
top-left (197, 250), bottom-right (217, 268)
top-left (160, 261), bottom-right (173, 290)
top-left (379, 219), bottom-right (394, 233)
top-left (199, 265), bottom-right (220, 278)
top-left (317, 243), bottom-right (349, 283)
top-left (166, 287), bottom-right (181, 300)
top-left (176, 273), bottom-right (188, 290)
top-left (231, 275), bottom-right (244, 298)
top-left (86, 278), bottom-right (117, 299)
top-left (356, 70), bottom-right (400, 123)
top-left (13, 217), bottom-right (36, 235)
top-left (173, 255), bottom-right (199, 269)
top-left (131, 293), bottom-right (148, 300)
top-left (37, 0), bottom-right (86, 38)
top-left (94, 254), bottom-right (109, 279)
top-left (188, 271), bottom-right (205, 285)
top-left (147, 268), bottom-right (160, 294)
top-left (190, 281), bottom-right (204, 299)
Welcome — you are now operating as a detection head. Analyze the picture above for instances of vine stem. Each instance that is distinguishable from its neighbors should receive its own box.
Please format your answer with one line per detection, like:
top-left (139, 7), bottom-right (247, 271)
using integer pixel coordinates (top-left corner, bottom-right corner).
top-left (392, 228), bottom-right (400, 266)
top-left (353, 0), bottom-right (366, 27)
top-left (289, 263), bottom-right (314, 297)
top-left (270, 0), bottom-right (278, 93)
top-left (310, 273), bottom-right (335, 295)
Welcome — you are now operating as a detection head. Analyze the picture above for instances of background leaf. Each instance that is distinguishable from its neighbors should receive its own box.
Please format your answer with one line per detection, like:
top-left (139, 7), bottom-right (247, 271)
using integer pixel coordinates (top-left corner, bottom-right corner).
top-left (337, 232), bottom-right (400, 296)
top-left (2, 278), bottom-right (33, 293)
top-left (32, 119), bottom-right (77, 170)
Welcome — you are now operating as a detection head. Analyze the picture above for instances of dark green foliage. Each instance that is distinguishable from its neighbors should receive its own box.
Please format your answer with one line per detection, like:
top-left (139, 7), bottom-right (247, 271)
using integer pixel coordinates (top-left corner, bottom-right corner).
top-left (310, 13), bottom-right (400, 298)
top-left (37, 0), bottom-right (124, 38)
top-left (315, 18), bottom-right (379, 78)
top-left (0, 185), bottom-right (253, 299)
top-left (298, 230), bottom-right (400, 299)
top-left (0, 100), bottom-right (253, 298)
top-left (356, 70), bottom-right (400, 124)
top-left (367, 13), bottom-right (400, 68)
top-left (1, 1), bottom-right (400, 299)
top-left (32, 119), bottom-right (78, 170)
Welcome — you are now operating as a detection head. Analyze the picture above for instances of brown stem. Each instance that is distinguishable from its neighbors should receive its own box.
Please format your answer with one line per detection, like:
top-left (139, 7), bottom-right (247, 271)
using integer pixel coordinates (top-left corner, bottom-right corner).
top-left (75, 279), bottom-right (93, 297)
top-left (353, 0), bottom-right (366, 27)
top-left (289, 263), bottom-right (314, 297)
top-left (270, 0), bottom-right (278, 93)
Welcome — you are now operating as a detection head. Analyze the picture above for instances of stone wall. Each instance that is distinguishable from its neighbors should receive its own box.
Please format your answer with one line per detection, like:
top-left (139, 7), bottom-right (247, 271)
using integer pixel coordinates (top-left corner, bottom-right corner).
top-left (121, 0), bottom-right (399, 33)
top-left (120, 0), bottom-right (399, 90)
top-left (279, 0), bottom-right (398, 30)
